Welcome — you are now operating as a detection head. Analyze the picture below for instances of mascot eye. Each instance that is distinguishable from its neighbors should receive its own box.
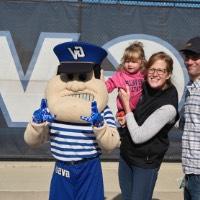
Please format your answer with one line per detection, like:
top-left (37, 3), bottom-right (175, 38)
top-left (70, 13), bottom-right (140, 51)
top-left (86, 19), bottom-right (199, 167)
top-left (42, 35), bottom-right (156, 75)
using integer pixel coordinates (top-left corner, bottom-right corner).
top-left (79, 73), bottom-right (87, 81)
top-left (60, 73), bottom-right (74, 82)
top-left (67, 74), bottom-right (74, 80)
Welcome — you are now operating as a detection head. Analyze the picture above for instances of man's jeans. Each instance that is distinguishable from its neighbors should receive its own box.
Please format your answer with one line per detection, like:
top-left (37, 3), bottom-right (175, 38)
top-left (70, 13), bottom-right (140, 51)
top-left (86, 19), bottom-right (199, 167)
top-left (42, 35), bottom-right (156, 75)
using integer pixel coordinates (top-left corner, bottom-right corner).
top-left (184, 174), bottom-right (200, 200)
top-left (118, 157), bottom-right (159, 200)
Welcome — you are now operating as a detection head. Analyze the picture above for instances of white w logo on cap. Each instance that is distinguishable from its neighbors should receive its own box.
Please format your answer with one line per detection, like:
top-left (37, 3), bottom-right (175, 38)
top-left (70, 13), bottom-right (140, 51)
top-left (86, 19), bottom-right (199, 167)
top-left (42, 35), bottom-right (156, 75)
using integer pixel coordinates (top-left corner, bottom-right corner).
top-left (68, 46), bottom-right (85, 60)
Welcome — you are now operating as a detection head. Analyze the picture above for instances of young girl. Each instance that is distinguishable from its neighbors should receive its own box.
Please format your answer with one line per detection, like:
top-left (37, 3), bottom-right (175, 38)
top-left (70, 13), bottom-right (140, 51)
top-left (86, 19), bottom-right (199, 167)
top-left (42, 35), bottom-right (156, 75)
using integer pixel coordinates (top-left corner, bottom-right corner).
top-left (105, 41), bottom-right (146, 125)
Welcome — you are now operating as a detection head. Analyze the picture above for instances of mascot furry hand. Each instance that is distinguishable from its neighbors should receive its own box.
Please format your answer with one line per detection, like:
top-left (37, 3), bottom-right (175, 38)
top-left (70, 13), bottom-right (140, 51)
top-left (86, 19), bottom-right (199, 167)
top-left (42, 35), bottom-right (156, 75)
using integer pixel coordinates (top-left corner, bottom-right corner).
top-left (24, 42), bottom-right (120, 200)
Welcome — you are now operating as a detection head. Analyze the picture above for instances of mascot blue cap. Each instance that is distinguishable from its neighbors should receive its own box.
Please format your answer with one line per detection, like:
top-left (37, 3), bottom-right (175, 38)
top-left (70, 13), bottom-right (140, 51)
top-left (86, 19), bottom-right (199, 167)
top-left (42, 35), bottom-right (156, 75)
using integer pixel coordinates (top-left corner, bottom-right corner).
top-left (53, 41), bottom-right (108, 74)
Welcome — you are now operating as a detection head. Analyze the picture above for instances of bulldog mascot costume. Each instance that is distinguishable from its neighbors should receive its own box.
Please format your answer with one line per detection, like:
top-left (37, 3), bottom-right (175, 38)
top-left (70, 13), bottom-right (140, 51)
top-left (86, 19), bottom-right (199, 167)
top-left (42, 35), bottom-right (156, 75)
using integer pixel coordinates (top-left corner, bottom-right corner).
top-left (24, 41), bottom-right (120, 200)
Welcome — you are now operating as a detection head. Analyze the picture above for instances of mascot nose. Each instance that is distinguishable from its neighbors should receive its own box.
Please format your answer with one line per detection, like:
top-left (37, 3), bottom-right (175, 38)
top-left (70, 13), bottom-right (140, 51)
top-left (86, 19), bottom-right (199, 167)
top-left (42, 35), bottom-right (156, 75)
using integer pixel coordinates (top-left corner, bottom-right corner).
top-left (66, 81), bottom-right (86, 92)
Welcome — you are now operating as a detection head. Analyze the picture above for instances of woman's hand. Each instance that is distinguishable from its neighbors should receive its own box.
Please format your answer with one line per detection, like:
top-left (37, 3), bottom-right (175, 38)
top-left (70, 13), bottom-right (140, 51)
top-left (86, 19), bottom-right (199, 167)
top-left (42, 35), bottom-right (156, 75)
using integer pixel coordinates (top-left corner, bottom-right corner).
top-left (118, 85), bottom-right (131, 113)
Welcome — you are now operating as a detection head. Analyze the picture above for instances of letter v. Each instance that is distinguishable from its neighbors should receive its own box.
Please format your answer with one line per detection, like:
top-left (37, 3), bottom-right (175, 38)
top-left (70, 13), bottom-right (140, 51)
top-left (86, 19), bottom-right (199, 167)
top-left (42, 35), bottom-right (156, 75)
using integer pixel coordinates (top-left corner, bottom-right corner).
top-left (0, 31), bottom-right (80, 127)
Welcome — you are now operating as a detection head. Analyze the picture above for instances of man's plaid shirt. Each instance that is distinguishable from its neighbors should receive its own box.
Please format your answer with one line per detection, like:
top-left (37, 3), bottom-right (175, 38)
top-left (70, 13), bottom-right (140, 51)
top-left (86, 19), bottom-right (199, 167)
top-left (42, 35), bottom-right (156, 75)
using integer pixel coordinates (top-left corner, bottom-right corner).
top-left (182, 79), bottom-right (200, 174)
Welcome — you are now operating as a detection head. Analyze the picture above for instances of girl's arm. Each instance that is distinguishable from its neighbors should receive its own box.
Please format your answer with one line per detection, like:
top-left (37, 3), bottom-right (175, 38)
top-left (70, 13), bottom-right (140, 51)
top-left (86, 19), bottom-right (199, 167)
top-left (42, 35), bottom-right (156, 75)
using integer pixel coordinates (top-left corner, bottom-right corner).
top-left (105, 72), bottom-right (120, 93)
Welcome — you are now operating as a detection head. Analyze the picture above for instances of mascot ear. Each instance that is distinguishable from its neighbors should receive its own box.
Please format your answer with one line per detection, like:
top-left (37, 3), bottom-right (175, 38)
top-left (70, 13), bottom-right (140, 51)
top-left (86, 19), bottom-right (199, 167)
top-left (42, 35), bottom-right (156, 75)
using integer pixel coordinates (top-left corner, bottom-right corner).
top-left (100, 69), bottom-right (105, 81)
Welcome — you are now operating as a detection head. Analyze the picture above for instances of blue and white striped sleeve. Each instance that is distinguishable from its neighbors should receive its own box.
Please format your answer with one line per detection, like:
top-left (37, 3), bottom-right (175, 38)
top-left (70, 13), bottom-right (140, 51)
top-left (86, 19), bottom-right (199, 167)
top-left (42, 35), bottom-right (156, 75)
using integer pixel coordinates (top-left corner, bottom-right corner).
top-left (102, 106), bottom-right (117, 128)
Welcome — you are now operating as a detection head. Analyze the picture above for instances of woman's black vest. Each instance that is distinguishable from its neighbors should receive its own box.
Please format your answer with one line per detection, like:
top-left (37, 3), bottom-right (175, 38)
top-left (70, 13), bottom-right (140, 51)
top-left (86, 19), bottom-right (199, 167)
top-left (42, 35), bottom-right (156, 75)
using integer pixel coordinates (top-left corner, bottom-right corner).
top-left (120, 82), bottom-right (179, 169)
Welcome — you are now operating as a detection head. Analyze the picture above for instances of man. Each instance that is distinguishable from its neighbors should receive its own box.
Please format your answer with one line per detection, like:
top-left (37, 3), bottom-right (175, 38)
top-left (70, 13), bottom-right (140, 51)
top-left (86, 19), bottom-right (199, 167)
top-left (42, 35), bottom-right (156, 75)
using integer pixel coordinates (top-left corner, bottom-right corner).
top-left (180, 36), bottom-right (200, 200)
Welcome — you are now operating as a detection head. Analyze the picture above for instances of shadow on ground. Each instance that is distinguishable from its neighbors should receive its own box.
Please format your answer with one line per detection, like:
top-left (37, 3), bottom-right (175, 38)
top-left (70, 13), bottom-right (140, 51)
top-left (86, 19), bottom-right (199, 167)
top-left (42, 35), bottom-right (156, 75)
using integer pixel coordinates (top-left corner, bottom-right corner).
top-left (104, 194), bottom-right (121, 200)
top-left (105, 194), bottom-right (160, 200)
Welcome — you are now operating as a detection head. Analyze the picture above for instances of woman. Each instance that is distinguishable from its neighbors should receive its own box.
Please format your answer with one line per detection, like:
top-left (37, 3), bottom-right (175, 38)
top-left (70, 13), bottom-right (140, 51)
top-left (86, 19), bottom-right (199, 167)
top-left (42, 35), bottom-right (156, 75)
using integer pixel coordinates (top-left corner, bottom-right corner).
top-left (118, 52), bottom-right (179, 200)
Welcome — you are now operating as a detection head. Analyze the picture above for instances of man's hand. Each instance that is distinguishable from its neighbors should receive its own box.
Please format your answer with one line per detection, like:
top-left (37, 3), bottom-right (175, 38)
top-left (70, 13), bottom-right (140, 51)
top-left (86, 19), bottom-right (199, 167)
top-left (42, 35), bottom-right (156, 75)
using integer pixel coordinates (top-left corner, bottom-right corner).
top-left (80, 101), bottom-right (104, 127)
top-left (32, 99), bottom-right (55, 123)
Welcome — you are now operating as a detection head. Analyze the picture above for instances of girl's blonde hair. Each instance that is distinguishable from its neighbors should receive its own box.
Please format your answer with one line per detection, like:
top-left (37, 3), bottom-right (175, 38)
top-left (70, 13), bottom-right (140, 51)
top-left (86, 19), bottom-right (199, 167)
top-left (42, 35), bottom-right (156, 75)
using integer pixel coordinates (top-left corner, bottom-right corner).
top-left (118, 41), bottom-right (146, 71)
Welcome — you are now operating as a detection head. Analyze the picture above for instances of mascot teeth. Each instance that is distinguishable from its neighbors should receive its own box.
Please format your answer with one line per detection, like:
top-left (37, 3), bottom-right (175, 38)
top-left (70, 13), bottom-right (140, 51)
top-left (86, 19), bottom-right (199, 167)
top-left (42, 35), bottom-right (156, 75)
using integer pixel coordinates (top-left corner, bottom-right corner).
top-left (69, 93), bottom-right (94, 101)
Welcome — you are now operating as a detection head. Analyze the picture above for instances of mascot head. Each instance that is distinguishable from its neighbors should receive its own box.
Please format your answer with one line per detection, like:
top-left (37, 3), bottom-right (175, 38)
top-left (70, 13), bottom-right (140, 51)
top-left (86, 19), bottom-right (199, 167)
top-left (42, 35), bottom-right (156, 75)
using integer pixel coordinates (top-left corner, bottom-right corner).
top-left (45, 41), bottom-right (108, 123)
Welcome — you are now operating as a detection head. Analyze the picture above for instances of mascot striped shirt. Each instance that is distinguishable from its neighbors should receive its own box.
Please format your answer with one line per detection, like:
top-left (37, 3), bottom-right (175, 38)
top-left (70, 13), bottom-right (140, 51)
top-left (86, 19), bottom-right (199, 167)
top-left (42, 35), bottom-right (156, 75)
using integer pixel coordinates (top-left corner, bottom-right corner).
top-left (49, 106), bottom-right (116, 162)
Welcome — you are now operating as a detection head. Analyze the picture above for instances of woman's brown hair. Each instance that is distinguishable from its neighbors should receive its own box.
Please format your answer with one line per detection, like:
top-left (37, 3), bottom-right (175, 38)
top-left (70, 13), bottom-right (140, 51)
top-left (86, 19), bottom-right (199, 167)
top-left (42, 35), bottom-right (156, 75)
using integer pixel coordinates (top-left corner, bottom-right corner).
top-left (146, 51), bottom-right (173, 85)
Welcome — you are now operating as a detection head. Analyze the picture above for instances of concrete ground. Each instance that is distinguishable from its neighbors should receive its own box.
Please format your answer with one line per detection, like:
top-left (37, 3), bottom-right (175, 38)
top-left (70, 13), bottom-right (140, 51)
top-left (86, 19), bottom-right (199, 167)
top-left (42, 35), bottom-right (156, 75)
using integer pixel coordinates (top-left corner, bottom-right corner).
top-left (0, 161), bottom-right (184, 200)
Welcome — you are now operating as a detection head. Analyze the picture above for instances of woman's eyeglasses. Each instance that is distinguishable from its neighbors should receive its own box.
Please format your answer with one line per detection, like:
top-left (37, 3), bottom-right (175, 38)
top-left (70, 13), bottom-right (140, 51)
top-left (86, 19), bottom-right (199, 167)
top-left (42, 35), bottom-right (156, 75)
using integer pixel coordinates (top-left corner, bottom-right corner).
top-left (148, 68), bottom-right (167, 75)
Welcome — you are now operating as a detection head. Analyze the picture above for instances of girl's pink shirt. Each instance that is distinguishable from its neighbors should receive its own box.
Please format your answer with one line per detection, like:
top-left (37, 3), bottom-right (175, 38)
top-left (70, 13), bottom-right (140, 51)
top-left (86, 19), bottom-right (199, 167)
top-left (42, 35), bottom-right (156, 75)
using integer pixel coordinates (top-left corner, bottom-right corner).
top-left (105, 70), bottom-right (144, 111)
